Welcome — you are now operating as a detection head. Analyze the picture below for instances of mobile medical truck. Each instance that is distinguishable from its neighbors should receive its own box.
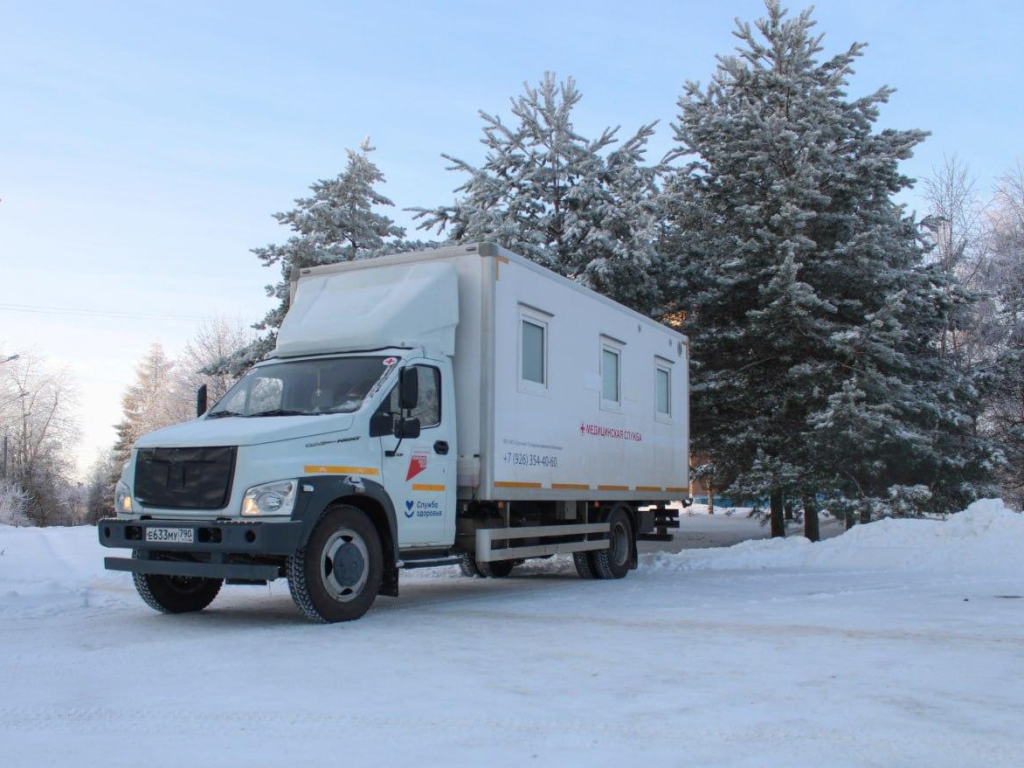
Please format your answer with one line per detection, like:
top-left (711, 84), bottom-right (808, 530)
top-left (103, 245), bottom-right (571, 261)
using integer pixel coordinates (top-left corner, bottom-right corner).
top-left (99, 243), bottom-right (689, 622)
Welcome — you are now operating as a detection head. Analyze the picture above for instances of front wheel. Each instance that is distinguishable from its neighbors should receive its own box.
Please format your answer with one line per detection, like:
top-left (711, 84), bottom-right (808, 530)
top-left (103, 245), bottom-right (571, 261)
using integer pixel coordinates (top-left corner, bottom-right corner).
top-left (287, 505), bottom-right (382, 623)
top-left (131, 554), bottom-right (222, 614)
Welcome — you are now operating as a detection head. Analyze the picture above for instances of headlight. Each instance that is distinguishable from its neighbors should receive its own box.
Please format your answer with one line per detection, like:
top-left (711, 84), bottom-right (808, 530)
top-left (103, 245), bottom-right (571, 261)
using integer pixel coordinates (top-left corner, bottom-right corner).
top-left (241, 479), bottom-right (298, 517)
top-left (114, 480), bottom-right (133, 514)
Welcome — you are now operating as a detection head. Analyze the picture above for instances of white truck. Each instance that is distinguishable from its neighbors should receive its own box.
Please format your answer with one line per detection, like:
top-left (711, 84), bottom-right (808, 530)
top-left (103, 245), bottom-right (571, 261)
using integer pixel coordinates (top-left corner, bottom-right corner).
top-left (99, 243), bottom-right (689, 622)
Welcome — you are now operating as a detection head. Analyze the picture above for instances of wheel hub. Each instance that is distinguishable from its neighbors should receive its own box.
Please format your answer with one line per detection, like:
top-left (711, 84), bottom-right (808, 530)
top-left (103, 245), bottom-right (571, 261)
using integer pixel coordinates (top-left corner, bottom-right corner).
top-left (329, 542), bottom-right (366, 588)
top-left (321, 528), bottom-right (369, 602)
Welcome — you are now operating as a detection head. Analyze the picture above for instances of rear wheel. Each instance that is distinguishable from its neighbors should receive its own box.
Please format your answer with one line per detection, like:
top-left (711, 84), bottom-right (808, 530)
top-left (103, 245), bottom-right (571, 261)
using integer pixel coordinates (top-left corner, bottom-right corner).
top-left (573, 551), bottom-right (597, 579)
top-left (287, 505), bottom-right (382, 623)
top-left (592, 506), bottom-right (633, 580)
top-left (131, 553), bottom-right (222, 614)
top-left (459, 552), bottom-right (482, 577)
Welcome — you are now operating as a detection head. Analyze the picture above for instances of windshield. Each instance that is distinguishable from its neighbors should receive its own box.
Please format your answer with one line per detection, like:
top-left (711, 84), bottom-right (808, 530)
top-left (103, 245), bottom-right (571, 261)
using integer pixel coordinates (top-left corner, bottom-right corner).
top-left (208, 356), bottom-right (397, 417)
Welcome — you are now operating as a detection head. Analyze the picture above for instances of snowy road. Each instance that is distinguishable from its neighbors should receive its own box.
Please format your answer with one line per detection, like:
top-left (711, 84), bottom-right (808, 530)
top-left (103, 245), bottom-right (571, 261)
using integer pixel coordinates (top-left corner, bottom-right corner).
top-left (2, 504), bottom-right (1023, 767)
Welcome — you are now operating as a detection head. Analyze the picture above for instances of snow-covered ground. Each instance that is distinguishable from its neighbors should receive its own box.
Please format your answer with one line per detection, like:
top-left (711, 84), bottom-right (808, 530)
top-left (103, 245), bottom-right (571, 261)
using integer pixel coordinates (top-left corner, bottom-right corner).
top-left (2, 501), bottom-right (1023, 767)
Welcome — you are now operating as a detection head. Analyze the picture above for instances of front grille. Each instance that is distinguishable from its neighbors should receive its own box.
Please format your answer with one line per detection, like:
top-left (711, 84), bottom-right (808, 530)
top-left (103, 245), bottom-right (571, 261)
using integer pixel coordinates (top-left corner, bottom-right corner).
top-left (134, 447), bottom-right (236, 510)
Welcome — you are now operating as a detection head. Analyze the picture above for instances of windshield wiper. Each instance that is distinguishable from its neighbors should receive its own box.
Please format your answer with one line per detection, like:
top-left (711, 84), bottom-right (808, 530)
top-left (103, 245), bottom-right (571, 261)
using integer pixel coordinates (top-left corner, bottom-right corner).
top-left (205, 410), bottom-right (243, 419)
top-left (246, 408), bottom-right (311, 417)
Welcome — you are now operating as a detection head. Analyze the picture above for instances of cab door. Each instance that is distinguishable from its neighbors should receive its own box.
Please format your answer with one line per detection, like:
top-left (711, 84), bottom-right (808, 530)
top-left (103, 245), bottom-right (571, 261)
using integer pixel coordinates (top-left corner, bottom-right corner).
top-left (377, 359), bottom-right (456, 548)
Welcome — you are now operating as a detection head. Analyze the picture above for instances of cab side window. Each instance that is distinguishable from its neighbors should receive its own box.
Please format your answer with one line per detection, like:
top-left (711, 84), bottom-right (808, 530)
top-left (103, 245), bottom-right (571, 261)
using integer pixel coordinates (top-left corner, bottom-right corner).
top-left (380, 365), bottom-right (441, 428)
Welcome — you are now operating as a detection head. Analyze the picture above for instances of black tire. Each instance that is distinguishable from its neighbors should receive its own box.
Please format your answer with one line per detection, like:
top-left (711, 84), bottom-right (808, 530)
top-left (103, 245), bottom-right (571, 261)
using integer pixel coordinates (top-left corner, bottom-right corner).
top-left (573, 550), bottom-right (597, 579)
top-left (459, 552), bottom-right (482, 577)
top-left (592, 506), bottom-right (634, 580)
top-left (131, 552), bottom-right (222, 614)
top-left (287, 505), bottom-right (382, 623)
top-left (477, 558), bottom-right (515, 578)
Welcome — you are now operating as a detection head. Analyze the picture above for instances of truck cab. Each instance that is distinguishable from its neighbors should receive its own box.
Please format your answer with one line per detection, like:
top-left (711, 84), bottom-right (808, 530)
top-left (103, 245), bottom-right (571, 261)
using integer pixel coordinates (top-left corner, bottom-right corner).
top-left (103, 347), bottom-right (459, 621)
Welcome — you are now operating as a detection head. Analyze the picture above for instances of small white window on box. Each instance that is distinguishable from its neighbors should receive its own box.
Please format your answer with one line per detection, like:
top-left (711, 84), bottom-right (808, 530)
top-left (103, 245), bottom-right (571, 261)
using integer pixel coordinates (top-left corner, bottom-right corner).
top-left (518, 306), bottom-right (551, 395)
top-left (655, 360), bottom-right (672, 421)
top-left (600, 337), bottom-right (623, 410)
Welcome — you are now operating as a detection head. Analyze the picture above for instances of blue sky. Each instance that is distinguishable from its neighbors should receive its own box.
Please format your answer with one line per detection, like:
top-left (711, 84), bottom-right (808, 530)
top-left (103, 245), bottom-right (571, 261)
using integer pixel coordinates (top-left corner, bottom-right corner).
top-left (2, 0), bottom-right (1022, 472)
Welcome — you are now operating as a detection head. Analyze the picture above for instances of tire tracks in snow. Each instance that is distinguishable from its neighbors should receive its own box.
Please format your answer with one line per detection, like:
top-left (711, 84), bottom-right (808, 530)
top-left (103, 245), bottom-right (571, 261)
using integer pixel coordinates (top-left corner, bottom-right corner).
top-left (0, 705), bottom-right (1019, 766)
top-left (419, 604), bottom-right (1024, 649)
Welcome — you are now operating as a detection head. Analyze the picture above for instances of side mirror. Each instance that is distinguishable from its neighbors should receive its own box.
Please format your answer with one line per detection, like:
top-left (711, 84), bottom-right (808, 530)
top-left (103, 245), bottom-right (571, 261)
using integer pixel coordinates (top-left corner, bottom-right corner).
top-left (396, 417), bottom-right (421, 440)
top-left (369, 411), bottom-right (396, 438)
top-left (196, 384), bottom-right (208, 417)
top-left (399, 368), bottom-right (419, 411)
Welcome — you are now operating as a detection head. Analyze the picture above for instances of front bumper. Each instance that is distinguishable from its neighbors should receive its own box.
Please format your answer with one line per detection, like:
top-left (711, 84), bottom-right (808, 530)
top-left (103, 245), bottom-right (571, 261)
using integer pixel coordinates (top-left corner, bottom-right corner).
top-left (98, 517), bottom-right (304, 580)
top-left (105, 556), bottom-right (281, 581)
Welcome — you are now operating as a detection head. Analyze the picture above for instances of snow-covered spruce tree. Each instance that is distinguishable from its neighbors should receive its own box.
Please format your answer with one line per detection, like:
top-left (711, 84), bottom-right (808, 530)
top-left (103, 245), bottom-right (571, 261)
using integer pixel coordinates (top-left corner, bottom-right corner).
top-left (667, 1), bottom-right (997, 534)
top-left (224, 141), bottom-right (408, 372)
top-left (413, 73), bottom-right (666, 315)
top-left (112, 343), bottom-right (179, 467)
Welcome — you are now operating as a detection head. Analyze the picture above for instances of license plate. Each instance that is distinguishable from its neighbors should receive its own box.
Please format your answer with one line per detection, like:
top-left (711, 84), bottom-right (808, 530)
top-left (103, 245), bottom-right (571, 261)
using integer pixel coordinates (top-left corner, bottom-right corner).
top-left (145, 527), bottom-right (195, 544)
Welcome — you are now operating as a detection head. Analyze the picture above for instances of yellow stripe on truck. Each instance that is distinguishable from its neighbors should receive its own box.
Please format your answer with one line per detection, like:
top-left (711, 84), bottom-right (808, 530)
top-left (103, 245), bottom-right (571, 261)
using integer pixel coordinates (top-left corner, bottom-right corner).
top-left (304, 465), bottom-right (380, 476)
top-left (494, 481), bottom-right (542, 489)
top-left (411, 483), bottom-right (445, 492)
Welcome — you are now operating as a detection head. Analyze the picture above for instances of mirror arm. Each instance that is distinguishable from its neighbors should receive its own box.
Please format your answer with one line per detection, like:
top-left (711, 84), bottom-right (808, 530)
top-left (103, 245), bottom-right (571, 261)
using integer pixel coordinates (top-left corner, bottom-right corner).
top-left (386, 435), bottom-right (404, 458)
top-left (385, 415), bottom-right (405, 458)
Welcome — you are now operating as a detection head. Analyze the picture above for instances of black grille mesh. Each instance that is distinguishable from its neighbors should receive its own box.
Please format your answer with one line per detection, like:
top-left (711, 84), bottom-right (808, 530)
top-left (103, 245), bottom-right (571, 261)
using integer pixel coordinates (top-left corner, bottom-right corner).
top-left (134, 447), bottom-right (236, 510)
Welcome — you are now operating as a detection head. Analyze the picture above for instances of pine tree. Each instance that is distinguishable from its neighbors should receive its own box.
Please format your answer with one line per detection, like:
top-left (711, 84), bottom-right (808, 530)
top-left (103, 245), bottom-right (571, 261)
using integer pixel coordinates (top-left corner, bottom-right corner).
top-left (413, 74), bottom-right (667, 315)
top-left (668, 1), bottom-right (997, 531)
top-left (227, 141), bottom-right (408, 371)
top-left (112, 343), bottom-right (178, 466)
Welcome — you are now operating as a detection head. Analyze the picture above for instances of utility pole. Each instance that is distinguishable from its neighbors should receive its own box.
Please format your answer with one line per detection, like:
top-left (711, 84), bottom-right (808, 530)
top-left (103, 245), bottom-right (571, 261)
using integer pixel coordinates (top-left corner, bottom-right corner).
top-left (2, 433), bottom-right (6, 479)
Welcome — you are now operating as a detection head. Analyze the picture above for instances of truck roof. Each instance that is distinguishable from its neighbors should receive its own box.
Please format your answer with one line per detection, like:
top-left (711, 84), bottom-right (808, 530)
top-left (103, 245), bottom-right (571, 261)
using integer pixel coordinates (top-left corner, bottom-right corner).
top-left (290, 242), bottom-right (687, 345)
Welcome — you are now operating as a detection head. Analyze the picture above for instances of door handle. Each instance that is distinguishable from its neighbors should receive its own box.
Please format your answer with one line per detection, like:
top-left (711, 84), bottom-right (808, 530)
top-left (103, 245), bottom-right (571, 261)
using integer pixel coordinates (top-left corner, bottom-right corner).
top-left (433, 440), bottom-right (449, 455)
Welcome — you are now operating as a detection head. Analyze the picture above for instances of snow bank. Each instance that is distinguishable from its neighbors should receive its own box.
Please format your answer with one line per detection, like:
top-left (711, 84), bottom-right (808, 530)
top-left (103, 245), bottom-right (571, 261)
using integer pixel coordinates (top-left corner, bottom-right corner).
top-left (648, 498), bottom-right (1024, 574)
top-left (0, 524), bottom-right (125, 617)
top-left (2, 499), bottom-right (1020, 617)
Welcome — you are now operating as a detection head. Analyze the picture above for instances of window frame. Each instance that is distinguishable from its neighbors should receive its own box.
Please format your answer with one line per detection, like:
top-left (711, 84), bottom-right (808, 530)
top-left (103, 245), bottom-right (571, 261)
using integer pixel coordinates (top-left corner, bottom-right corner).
top-left (377, 363), bottom-right (443, 430)
top-left (655, 357), bottom-right (673, 422)
top-left (599, 336), bottom-right (623, 411)
top-left (517, 305), bottom-right (551, 396)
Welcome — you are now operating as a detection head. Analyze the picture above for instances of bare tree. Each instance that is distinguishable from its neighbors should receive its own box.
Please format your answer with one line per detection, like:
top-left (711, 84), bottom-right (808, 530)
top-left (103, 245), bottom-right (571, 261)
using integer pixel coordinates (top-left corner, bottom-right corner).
top-left (85, 448), bottom-right (119, 524)
top-left (0, 351), bottom-right (81, 525)
top-left (0, 480), bottom-right (30, 526)
top-left (985, 162), bottom-right (1024, 508)
top-left (923, 155), bottom-right (992, 369)
top-left (172, 317), bottom-right (254, 420)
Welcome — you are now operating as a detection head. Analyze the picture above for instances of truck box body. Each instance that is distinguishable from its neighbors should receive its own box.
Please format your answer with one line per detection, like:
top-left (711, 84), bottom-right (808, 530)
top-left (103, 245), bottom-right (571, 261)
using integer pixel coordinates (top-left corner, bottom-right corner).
top-left (285, 242), bottom-right (689, 502)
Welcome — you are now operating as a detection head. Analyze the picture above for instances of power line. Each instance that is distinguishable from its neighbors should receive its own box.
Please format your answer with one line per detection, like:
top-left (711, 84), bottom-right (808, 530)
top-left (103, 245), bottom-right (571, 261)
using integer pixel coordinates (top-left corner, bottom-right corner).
top-left (0, 302), bottom-right (208, 322)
